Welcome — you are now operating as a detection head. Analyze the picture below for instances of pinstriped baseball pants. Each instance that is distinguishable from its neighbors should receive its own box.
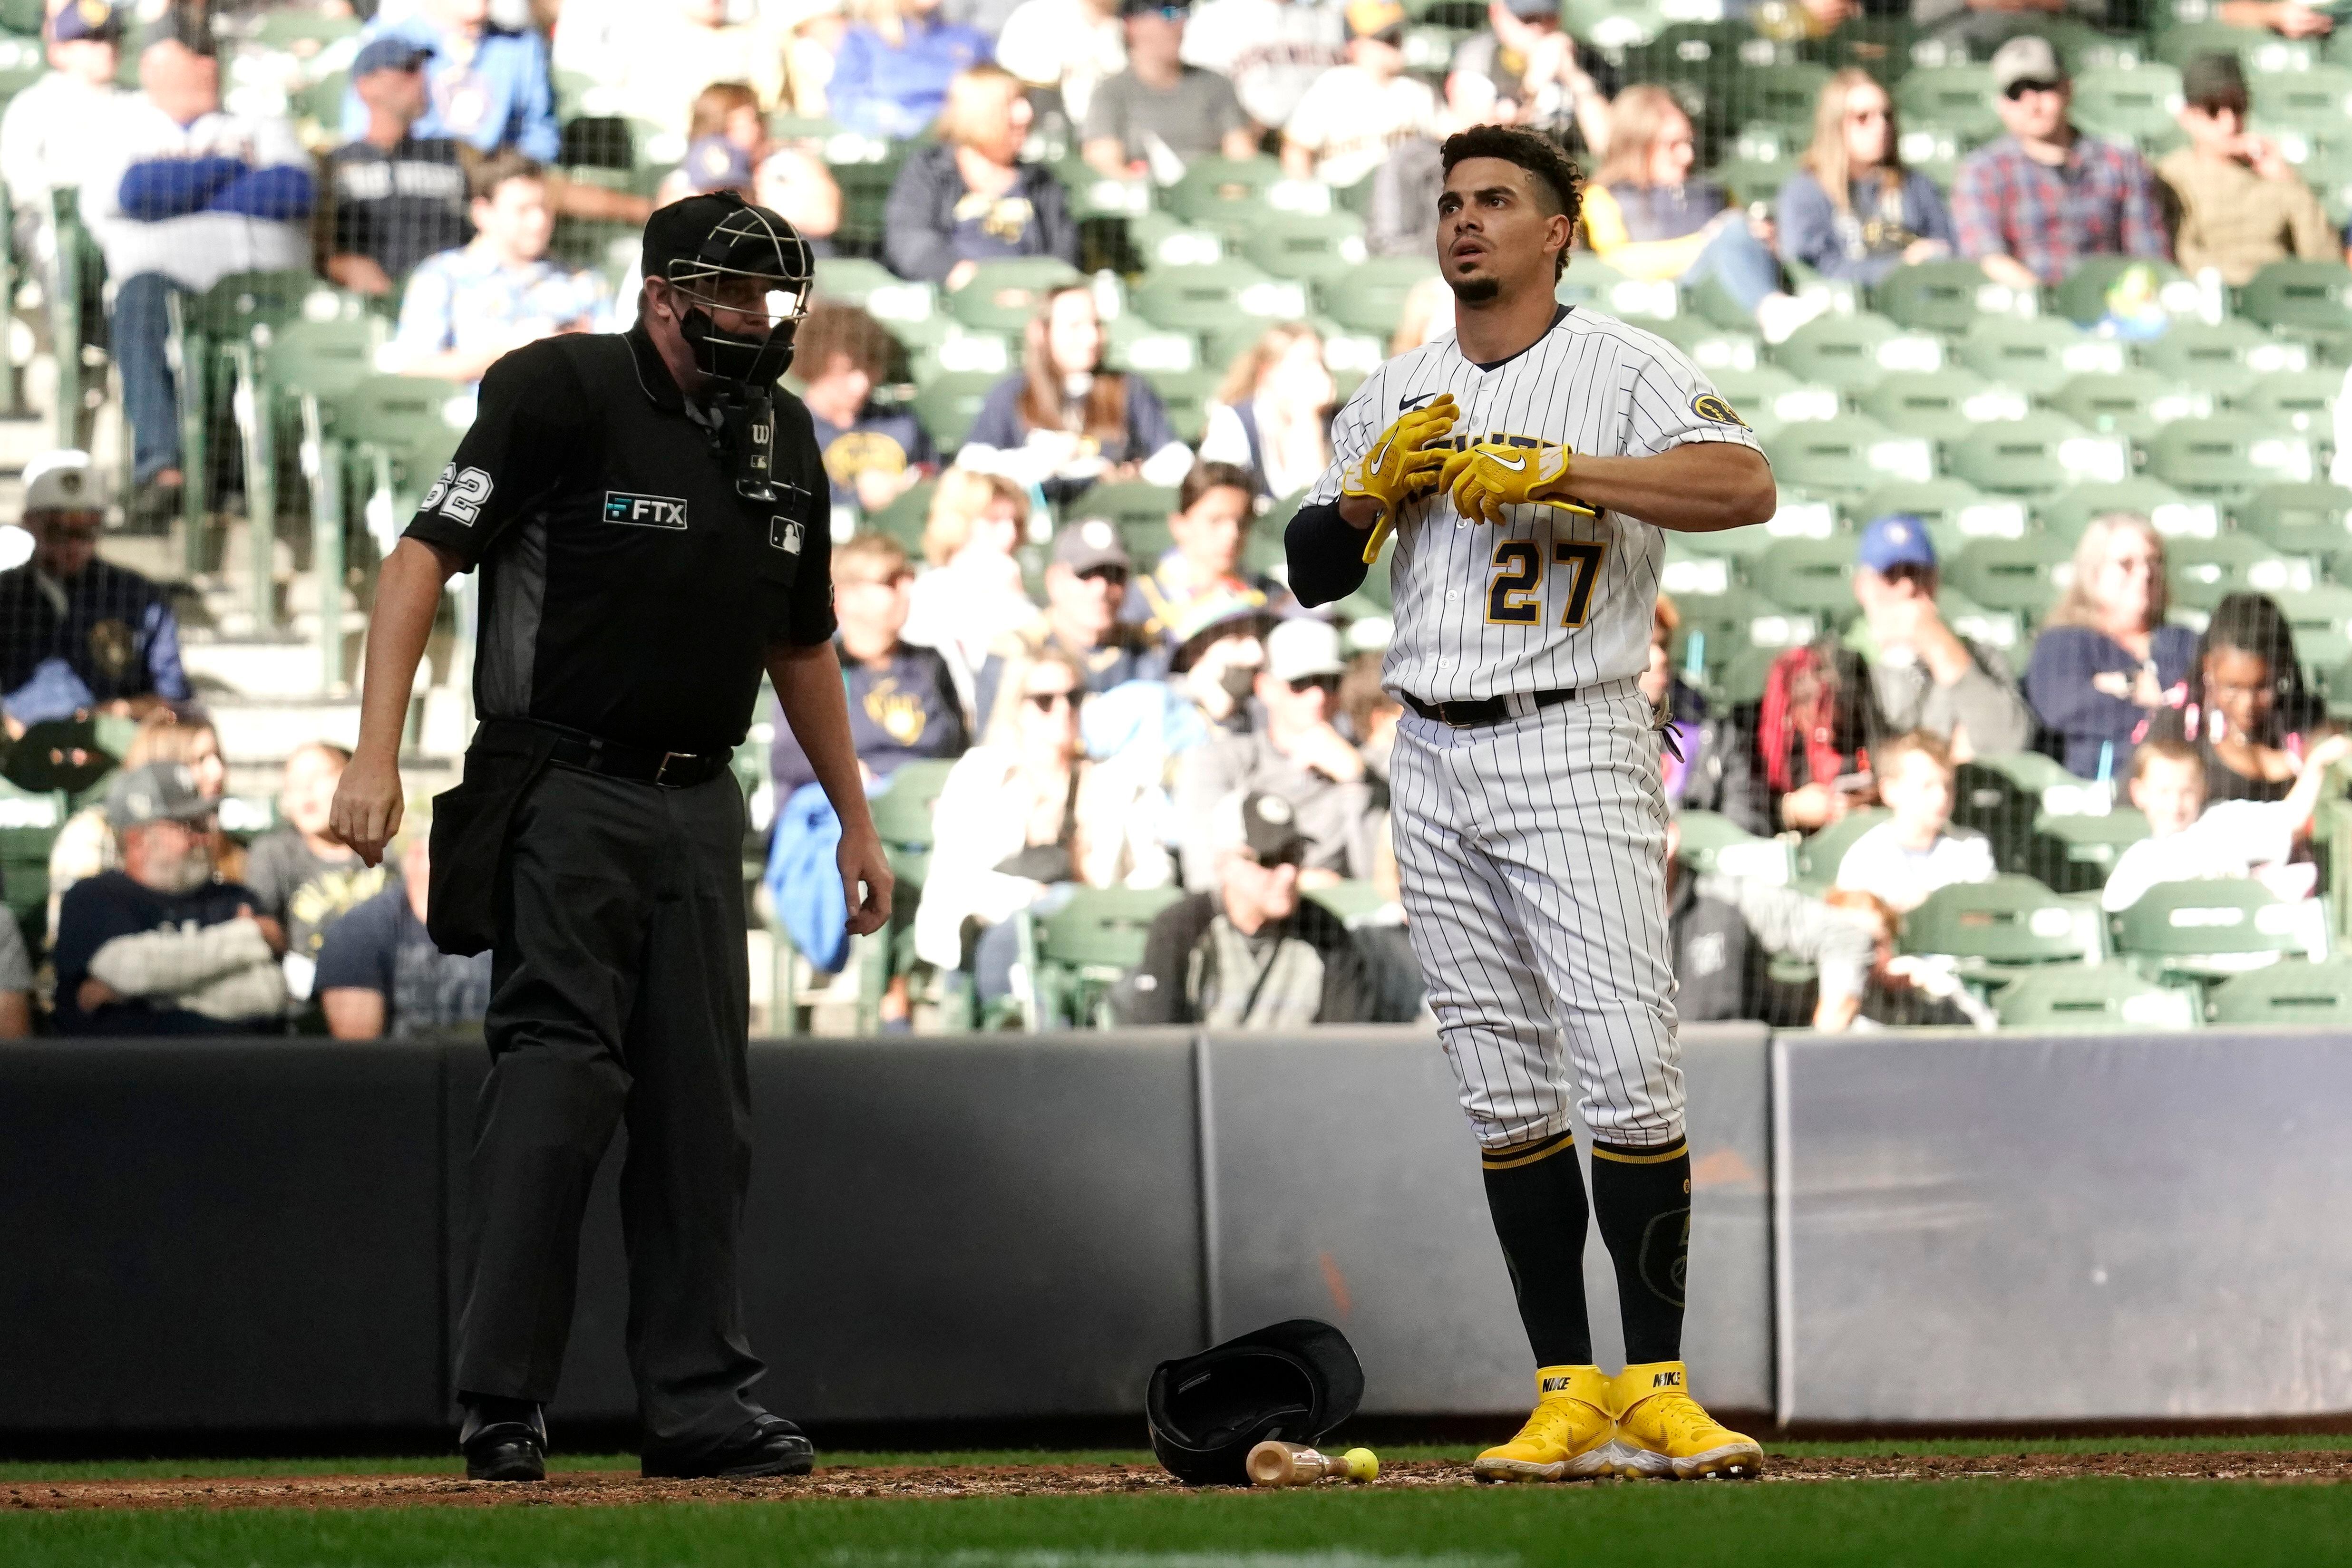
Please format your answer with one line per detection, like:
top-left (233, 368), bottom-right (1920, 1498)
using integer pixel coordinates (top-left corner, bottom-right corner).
top-left (1389, 679), bottom-right (1686, 1151)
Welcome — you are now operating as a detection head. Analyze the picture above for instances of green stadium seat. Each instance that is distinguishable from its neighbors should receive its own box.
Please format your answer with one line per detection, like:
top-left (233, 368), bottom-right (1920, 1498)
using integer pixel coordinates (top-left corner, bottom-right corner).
top-left (1556, 259), bottom-right (1678, 321)
top-left (863, 478), bottom-right (937, 552)
top-left (1708, 157), bottom-right (1790, 209)
top-left (2069, 65), bottom-right (2185, 145)
top-left (1016, 885), bottom-right (1187, 1028)
top-left (1126, 212), bottom-right (1230, 271)
top-left (1769, 312), bottom-right (1941, 393)
top-left (1145, 368), bottom-right (1226, 446)
top-left (1647, 314), bottom-right (1761, 376)
top-left (2136, 318), bottom-right (2308, 401)
top-left (2267, 584), bottom-right (2352, 668)
top-left (2204, 955), bottom-right (2352, 1026)
top-left (1672, 809), bottom-right (1793, 882)
top-left (1953, 314), bottom-right (2126, 396)
top-left (2155, 19), bottom-right (2321, 74)
top-left (1858, 369), bottom-right (2026, 442)
top-left (1751, 536), bottom-right (1859, 616)
top-left (1131, 261), bottom-right (1307, 333)
top-left (1940, 588), bottom-right (2023, 656)
top-left (1703, 366), bottom-right (1839, 434)
top-left (1102, 314), bottom-right (1201, 375)
top-left (1947, 417), bottom-right (2127, 498)
top-left (2251, 65), bottom-right (2352, 139)
top-left (255, 316), bottom-right (388, 398)
top-left (1063, 479), bottom-right (1177, 541)
top-left (2231, 368), bottom-right (2342, 441)
top-left (2109, 877), bottom-right (2322, 979)
top-left (1769, 416), bottom-right (1932, 496)
top-left (1793, 808), bottom-right (1890, 891)
top-left (2297, 146), bottom-right (2352, 240)
top-left (2235, 259), bottom-right (2352, 336)
top-left (1316, 254), bottom-right (1436, 337)
top-left (1238, 210), bottom-right (1368, 283)
top-left (2051, 256), bottom-right (2195, 329)
top-left (2047, 369), bottom-right (2209, 441)
top-left (2036, 476), bottom-right (2216, 543)
top-left (1735, 62), bottom-right (1832, 132)
top-left (1870, 260), bottom-right (2035, 335)
top-left (909, 370), bottom-right (1000, 450)
top-left (1903, 875), bottom-right (2102, 970)
top-left (1947, 534), bottom-right (2078, 618)
top-left (942, 258), bottom-right (1086, 335)
top-left (1993, 965), bottom-right (2198, 1030)
top-left (814, 257), bottom-right (935, 324)
top-left (2035, 807), bottom-right (2151, 886)
top-left (1162, 155), bottom-right (1287, 230)
top-left (2167, 532), bottom-right (2310, 611)
top-left (1894, 65), bottom-right (2002, 144)
top-left (2237, 482), bottom-right (2352, 562)
top-left (1856, 478), bottom-right (2027, 559)
top-left (2144, 415), bottom-right (2316, 501)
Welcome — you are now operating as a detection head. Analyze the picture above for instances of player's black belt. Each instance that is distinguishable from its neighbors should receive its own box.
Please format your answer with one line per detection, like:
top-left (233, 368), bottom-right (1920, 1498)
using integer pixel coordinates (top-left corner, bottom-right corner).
top-left (535, 724), bottom-right (731, 788)
top-left (1402, 687), bottom-right (1583, 727)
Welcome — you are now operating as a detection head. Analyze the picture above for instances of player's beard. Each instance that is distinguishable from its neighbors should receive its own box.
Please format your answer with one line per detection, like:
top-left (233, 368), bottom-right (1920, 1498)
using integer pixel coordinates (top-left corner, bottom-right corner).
top-left (1447, 276), bottom-right (1501, 304)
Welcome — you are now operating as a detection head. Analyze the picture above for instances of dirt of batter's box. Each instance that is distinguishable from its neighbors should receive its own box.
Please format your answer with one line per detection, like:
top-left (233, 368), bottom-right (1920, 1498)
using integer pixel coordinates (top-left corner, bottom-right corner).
top-left (10, 1452), bottom-right (2352, 1512)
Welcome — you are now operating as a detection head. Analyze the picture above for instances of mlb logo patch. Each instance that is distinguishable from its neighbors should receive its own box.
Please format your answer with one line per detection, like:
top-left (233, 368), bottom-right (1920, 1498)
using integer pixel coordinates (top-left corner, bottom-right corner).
top-left (770, 516), bottom-right (803, 554)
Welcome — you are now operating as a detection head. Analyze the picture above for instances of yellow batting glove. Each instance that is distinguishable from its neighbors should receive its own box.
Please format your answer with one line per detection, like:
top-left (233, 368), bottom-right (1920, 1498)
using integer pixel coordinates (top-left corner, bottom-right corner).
top-left (1440, 441), bottom-right (1580, 526)
top-left (1342, 394), bottom-right (1458, 518)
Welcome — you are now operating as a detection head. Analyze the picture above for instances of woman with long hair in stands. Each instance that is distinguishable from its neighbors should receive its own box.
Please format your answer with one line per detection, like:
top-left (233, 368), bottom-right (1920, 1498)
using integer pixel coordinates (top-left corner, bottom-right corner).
top-left (2156, 590), bottom-right (2331, 804)
top-left (46, 712), bottom-right (237, 942)
top-left (901, 468), bottom-right (1044, 719)
top-left (881, 62), bottom-right (1079, 289)
top-left (2026, 513), bottom-right (2199, 780)
top-left (1197, 323), bottom-right (1336, 503)
top-left (1579, 84), bottom-right (1825, 343)
top-left (1776, 68), bottom-right (1956, 286)
top-left (959, 282), bottom-right (1192, 502)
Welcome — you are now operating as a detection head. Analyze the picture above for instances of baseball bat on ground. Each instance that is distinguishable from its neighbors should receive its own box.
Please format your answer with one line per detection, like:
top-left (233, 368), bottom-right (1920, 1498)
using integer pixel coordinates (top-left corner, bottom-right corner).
top-left (1245, 1441), bottom-right (1380, 1487)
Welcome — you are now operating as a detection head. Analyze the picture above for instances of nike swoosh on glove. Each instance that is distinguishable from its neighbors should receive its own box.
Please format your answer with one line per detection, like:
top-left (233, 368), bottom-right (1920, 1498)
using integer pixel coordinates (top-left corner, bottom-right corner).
top-left (1342, 394), bottom-right (1458, 516)
top-left (1440, 441), bottom-right (1576, 525)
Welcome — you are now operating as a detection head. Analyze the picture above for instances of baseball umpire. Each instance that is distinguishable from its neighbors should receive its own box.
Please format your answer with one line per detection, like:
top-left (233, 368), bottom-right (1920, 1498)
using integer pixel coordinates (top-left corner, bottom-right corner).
top-left (1286, 126), bottom-right (1774, 1482)
top-left (329, 193), bottom-right (893, 1482)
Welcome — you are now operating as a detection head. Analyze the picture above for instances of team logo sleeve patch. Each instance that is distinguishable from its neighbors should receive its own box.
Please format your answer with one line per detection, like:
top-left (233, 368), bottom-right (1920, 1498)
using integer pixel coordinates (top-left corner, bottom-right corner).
top-left (1689, 393), bottom-right (1748, 428)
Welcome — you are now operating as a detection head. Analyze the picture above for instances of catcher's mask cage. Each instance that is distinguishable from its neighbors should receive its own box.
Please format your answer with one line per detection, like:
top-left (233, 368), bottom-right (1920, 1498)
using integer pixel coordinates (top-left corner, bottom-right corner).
top-left (661, 197), bottom-right (815, 391)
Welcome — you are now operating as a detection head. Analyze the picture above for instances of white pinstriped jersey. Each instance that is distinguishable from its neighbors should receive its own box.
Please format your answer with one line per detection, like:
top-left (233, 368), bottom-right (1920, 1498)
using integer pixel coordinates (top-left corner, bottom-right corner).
top-left (1305, 306), bottom-right (1763, 704)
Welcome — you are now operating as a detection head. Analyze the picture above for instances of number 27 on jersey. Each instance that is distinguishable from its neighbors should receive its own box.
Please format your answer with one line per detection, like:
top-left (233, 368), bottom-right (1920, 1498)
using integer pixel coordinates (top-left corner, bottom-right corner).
top-left (1487, 537), bottom-right (1608, 629)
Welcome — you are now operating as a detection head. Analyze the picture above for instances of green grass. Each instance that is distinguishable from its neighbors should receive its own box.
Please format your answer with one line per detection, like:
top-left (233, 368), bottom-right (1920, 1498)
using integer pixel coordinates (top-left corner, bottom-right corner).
top-left (7, 1433), bottom-right (2352, 1484)
top-left (6, 1480), bottom-right (2352, 1568)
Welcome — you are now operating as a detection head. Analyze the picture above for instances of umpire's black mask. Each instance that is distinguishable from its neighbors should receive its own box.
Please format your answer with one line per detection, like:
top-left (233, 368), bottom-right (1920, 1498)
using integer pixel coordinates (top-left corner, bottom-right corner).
top-left (642, 193), bottom-right (814, 390)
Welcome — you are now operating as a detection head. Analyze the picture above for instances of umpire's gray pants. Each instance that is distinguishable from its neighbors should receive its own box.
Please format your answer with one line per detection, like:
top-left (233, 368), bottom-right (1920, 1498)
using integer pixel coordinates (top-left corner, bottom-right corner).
top-left (453, 762), bottom-right (763, 1451)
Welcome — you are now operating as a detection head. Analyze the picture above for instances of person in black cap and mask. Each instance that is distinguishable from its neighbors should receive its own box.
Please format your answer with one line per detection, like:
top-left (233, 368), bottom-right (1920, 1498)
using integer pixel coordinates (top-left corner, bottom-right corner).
top-left (328, 192), bottom-right (894, 1485)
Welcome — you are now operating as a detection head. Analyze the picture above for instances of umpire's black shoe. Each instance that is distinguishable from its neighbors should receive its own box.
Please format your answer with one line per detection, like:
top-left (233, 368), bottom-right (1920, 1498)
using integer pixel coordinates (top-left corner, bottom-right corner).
top-left (459, 1398), bottom-right (548, 1482)
top-left (641, 1412), bottom-right (815, 1479)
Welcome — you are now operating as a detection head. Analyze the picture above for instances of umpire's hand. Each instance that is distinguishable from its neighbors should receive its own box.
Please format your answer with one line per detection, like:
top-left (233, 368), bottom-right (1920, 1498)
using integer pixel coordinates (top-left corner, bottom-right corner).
top-left (330, 750), bottom-right (405, 869)
top-left (838, 824), bottom-right (894, 937)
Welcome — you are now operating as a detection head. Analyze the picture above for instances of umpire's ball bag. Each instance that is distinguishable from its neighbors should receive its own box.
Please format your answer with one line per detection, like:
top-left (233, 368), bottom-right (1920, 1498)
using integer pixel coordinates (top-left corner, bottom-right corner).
top-left (1146, 1318), bottom-right (1364, 1485)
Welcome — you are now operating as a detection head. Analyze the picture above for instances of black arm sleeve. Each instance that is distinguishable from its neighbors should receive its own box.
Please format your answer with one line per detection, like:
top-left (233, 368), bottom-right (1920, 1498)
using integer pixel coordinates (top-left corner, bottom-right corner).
top-left (1284, 500), bottom-right (1371, 609)
top-left (402, 339), bottom-right (594, 568)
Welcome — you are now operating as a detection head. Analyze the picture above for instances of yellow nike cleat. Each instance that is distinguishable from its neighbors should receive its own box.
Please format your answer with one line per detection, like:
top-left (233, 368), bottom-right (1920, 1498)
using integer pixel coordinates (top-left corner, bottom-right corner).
top-left (1472, 1365), bottom-right (1617, 1483)
top-left (1606, 1361), bottom-right (1765, 1480)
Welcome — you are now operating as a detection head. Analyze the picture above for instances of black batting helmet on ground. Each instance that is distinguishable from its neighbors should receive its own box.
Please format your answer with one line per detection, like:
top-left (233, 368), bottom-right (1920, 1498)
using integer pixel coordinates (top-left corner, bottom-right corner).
top-left (1146, 1318), bottom-right (1365, 1486)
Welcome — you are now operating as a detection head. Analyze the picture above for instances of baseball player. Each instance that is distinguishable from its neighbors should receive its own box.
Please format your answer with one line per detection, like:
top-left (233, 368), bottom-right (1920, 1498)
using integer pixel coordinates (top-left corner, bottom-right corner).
top-left (1287, 125), bottom-right (1774, 1481)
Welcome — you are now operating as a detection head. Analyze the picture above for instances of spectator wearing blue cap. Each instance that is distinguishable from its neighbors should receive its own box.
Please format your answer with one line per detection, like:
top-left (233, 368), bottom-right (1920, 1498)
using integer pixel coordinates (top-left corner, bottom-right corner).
top-left (0, 1), bottom-right (126, 269)
top-left (325, 37), bottom-right (470, 298)
top-left (1753, 513), bottom-right (2033, 833)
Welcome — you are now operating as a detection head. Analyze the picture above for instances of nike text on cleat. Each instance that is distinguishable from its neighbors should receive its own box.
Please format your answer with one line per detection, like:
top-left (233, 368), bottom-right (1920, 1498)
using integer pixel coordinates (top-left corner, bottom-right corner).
top-left (1605, 1361), bottom-right (1765, 1481)
top-left (1472, 1365), bottom-right (1617, 1484)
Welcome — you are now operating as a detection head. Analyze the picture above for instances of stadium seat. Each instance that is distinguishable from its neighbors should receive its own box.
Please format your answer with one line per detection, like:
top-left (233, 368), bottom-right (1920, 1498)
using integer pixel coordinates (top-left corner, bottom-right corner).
top-left (2167, 532), bottom-right (2310, 610)
top-left (2250, 65), bottom-right (2352, 139)
top-left (1870, 259), bottom-right (2034, 335)
top-left (2037, 477), bottom-right (2215, 543)
top-left (2047, 369), bottom-right (2208, 441)
top-left (1992, 965), bottom-right (2198, 1030)
top-left (1145, 368), bottom-right (1225, 446)
top-left (1734, 62), bottom-right (1832, 132)
top-left (814, 257), bottom-right (935, 325)
top-left (2231, 369), bottom-right (2341, 441)
top-left (1953, 314), bottom-right (2125, 396)
top-left (1317, 255), bottom-right (1436, 338)
top-left (2136, 318), bottom-right (2306, 402)
top-left (1752, 536), bottom-right (1859, 616)
top-left (2144, 415), bottom-right (2315, 501)
top-left (1856, 477), bottom-right (2026, 559)
top-left (1768, 311), bottom-right (1942, 393)
top-left (1769, 416), bottom-right (1932, 496)
top-left (1947, 417), bottom-right (2124, 497)
top-left (1672, 810), bottom-right (1793, 882)
top-left (1557, 259), bottom-right (1676, 321)
top-left (1126, 212), bottom-right (1229, 271)
top-left (2051, 256), bottom-right (2195, 328)
top-left (1858, 369), bottom-right (2025, 442)
top-left (1015, 885), bottom-right (1187, 1028)
top-left (2237, 482), bottom-right (2352, 563)
top-left (1306, 879), bottom-right (1392, 926)
top-left (909, 370), bottom-right (1001, 450)
top-left (1902, 875), bottom-right (2101, 969)
top-left (943, 258), bottom-right (1086, 335)
top-left (2069, 65), bottom-right (2185, 146)
top-left (1703, 366), bottom-right (1838, 433)
top-left (864, 478), bottom-right (937, 552)
top-left (1894, 64), bottom-right (2003, 144)
top-left (1064, 479), bottom-right (1177, 543)
top-left (1162, 155), bottom-right (1287, 230)
top-left (2109, 878), bottom-right (2322, 979)
top-left (1238, 210), bottom-right (1368, 283)
top-left (2204, 955), bottom-right (2352, 1026)
top-left (2154, 19), bottom-right (2321, 74)
top-left (1103, 314), bottom-right (1201, 375)
top-left (1943, 534), bottom-right (2073, 620)
top-left (2034, 807), bottom-right (2151, 893)
top-left (1131, 261), bottom-right (1306, 333)
top-left (2266, 584), bottom-right (2352, 668)
top-left (2236, 259), bottom-right (2352, 336)
top-left (1793, 807), bottom-right (1889, 890)
top-left (1646, 314), bottom-right (1761, 376)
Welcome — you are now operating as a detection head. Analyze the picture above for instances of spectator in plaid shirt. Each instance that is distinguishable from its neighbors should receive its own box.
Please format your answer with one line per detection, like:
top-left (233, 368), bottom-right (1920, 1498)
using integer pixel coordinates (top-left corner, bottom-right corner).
top-left (1950, 35), bottom-right (2169, 292)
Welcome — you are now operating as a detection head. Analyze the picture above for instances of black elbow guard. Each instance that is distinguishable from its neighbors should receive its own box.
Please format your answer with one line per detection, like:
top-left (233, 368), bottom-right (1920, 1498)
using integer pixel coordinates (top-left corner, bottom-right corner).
top-left (1284, 500), bottom-right (1370, 609)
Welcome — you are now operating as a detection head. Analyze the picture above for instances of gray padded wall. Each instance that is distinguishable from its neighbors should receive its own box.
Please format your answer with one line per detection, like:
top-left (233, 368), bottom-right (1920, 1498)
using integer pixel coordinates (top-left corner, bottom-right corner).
top-left (1203, 1023), bottom-right (1772, 1416)
top-left (1777, 1031), bottom-right (2352, 1423)
top-left (0, 1040), bottom-right (448, 1432)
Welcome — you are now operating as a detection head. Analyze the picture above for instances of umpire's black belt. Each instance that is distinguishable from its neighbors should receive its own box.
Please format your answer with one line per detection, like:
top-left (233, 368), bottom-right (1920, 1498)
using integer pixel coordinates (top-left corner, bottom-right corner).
top-left (535, 724), bottom-right (731, 788)
top-left (1403, 687), bottom-right (1583, 727)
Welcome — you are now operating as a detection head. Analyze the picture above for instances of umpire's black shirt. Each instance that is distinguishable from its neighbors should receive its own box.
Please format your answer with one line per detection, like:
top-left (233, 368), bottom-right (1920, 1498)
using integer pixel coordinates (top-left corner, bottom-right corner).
top-left (404, 326), bottom-right (836, 755)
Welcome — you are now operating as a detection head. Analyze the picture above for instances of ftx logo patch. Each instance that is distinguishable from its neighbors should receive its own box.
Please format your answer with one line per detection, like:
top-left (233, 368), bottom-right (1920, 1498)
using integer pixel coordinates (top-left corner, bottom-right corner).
top-left (603, 491), bottom-right (689, 529)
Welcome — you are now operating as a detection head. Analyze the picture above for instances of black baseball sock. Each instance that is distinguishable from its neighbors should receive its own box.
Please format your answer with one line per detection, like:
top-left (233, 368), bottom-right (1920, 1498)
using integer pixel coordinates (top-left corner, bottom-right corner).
top-left (1590, 1138), bottom-right (1691, 1365)
top-left (1477, 1129), bottom-right (1593, 1368)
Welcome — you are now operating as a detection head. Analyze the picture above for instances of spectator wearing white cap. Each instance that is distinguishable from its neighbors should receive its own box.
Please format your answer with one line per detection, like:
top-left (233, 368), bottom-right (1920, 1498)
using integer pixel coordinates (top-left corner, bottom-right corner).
top-left (1175, 616), bottom-right (1378, 889)
top-left (0, 451), bottom-right (191, 734)
top-left (0, 0), bottom-right (127, 272)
